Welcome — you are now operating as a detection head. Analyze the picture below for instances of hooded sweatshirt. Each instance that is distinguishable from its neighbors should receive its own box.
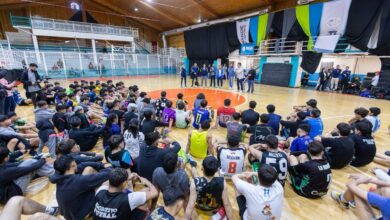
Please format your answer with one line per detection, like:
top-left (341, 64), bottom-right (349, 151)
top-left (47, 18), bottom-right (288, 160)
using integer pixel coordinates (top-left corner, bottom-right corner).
top-left (137, 141), bottom-right (181, 181)
top-left (34, 108), bottom-right (55, 124)
top-left (36, 120), bottom-right (56, 143)
top-left (49, 169), bottom-right (110, 220)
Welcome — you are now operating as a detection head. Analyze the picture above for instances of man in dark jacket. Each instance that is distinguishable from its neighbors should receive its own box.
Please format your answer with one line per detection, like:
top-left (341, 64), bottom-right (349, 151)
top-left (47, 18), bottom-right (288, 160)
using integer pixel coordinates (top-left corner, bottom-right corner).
top-left (68, 115), bottom-right (103, 151)
top-left (50, 155), bottom-right (110, 220)
top-left (137, 131), bottom-right (181, 181)
top-left (21, 63), bottom-right (42, 108)
top-left (0, 147), bottom-right (54, 204)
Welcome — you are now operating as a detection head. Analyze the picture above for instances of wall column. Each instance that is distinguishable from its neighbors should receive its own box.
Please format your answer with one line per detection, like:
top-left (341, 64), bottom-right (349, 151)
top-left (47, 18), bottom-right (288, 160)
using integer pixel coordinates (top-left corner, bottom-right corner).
top-left (256, 56), bottom-right (267, 83)
top-left (91, 39), bottom-right (98, 65)
top-left (32, 35), bottom-right (42, 64)
top-left (289, 55), bottom-right (302, 87)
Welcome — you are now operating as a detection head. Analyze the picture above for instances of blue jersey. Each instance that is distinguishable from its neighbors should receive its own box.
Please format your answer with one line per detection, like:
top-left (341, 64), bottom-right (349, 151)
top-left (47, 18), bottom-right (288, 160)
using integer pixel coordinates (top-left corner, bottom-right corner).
top-left (192, 108), bottom-right (210, 129)
top-left (290, 135), bottom-right (313, 152)
top-left (306, 118), bottom-right (323, 138)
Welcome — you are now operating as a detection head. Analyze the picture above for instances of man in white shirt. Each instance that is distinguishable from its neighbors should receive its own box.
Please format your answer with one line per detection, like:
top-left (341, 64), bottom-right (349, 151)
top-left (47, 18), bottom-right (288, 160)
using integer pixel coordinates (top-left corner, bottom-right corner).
top-left (232, 164), bottom-right (284, 220)
top-left (235, 63), bottom-right (245, 92)
top-left (371, 71), bottom-right (380, 87)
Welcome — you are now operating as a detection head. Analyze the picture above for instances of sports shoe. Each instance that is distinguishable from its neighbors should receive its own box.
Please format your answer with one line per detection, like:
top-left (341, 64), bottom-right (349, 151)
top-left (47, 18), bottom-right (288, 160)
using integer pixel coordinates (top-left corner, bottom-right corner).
top-left (331, 191), bottom-right (349, 209)
top-left (45, 206), bottom-right (59, 216)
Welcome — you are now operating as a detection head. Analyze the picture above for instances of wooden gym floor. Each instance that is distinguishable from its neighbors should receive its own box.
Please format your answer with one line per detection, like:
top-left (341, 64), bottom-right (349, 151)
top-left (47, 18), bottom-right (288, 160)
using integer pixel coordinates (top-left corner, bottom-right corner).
top-left (12, 75), bottom-right (389, 220)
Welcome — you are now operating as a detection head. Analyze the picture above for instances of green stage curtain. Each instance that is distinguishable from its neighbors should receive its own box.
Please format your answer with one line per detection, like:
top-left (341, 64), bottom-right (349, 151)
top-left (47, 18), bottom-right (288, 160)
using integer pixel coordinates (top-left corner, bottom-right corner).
top-left (257, 13), bottom-right (269, 46)
top-left (296, 5), bottom-right (313, 50)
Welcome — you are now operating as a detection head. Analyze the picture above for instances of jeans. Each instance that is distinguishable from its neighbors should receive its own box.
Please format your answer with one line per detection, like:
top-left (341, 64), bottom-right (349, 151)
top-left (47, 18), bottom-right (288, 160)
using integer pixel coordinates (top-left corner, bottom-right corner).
top-left (29, 91), bottom-right (43, 108)
top-left (201, 76), bottom-right (208, 86)
top-left (217, 78), bottom-right (223, 87)
top-left (210, 76), bottom-right (216, 87)
top-left (247, 80), bottom-right (254, 93)
top-left (4, 96), bottom-right (16, 114)
top-left (191, 77), bottom-right (198, 87)
top-left (237, 78), bottom-right (244, 91)
top-left (181, 76), bottom-right (187, 87)
top-left (38, 135), bottom-right (58, 159)
top-left (0, 97), bottom-right (5, 115)
top-left (14, 159), bottom-right (55, 194)
top-left (229, 76), bottom-right (234, 88)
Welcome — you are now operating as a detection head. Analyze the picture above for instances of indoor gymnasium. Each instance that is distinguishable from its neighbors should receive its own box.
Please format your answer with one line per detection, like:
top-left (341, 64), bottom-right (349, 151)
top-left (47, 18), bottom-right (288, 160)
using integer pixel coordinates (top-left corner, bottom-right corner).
top-left (0, 0), bottom-right (389, 220)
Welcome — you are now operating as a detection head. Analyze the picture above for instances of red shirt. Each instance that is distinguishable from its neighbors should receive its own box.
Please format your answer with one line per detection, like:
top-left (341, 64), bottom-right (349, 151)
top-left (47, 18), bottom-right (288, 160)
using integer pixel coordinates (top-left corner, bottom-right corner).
top-left (217, 107), bottom-right (236, 127)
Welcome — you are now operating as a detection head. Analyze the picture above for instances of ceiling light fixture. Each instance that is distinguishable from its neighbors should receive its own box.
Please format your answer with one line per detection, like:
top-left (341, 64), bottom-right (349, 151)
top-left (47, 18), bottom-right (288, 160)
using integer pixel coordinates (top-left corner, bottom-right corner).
top-left (134, 8), bottom-right (139, 11)
top-left (197, 18), bottom-right (202, 23)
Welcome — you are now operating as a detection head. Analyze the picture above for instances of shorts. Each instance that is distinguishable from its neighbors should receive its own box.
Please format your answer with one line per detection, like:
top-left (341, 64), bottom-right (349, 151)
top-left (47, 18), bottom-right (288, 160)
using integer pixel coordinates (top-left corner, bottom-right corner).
top-left (236, 195), bottom-right (246, 220)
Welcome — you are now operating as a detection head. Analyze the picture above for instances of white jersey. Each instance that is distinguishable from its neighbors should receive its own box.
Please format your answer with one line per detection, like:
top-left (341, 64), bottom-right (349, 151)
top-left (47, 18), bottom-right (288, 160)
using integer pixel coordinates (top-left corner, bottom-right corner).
top-left (235, 179), bottom-right (284, 220)
top-left (217, 146), bottom-right (246, 177)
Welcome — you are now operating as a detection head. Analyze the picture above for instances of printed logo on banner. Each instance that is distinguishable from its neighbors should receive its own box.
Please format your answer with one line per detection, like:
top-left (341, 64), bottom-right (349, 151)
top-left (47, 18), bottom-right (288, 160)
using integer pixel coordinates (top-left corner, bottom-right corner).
top-left (240, 43), bottom-right (255, 55)
top-left (236, 19), bottom-right (250, 44)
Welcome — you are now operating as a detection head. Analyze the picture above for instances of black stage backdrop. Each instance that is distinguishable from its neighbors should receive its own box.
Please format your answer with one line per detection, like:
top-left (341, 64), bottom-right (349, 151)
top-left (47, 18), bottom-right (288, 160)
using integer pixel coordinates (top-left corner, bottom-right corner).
top-left (184, 22), bottom-right (240, 61)
top-left (379, 58), bottom-right (390, 88)
top-left (261, 63), bottom-right (292, 87)
top-left (369, 0), bottom-right (390, 56)
top-left (301, 51), bottom-right (323, 73)
top-left (345, 0), bottom-right (383, 52)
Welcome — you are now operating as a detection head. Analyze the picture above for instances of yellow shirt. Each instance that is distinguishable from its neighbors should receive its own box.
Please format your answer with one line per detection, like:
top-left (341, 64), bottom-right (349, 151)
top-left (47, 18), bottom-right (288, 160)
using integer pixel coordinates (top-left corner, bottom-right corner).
top-left (190, 130), bottom-right (208, 159)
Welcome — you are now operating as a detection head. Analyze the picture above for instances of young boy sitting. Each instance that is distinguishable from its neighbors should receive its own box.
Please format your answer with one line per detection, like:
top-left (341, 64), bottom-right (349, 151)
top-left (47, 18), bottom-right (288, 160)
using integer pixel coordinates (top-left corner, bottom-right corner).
top-left (289, 124), bottom-right (313, 153)
top-left (288, 141), bottom-right (332, 199)
top-left (366, 107), bottom-right (381, 134)
top-left (104, 135), bottom-right (133, 170)
top-left (175, 101), bottom-right (191, 129)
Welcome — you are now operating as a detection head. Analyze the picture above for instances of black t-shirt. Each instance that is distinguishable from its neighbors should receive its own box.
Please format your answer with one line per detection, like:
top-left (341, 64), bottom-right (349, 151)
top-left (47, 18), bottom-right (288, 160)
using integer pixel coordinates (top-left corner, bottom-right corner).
top-left (280, 119), bottom-right (308, 137)
top-left (289, 159), bottom-right (332, 199)
top-left (155, 97), bottom-right (168, 116)
top-left (260, 151), bottom-right (288, 186)
top-left (94, 190), bottom-right (131, 220)
top-left (350, 135), bottom-right (376, 167)
top-left (248, 124), bottom-right (275, 145)
top-left (141, 120), bottom-right (163, 135)
top-left (321, 136), bottom-right (355, 169)
top-left (194, 177), bottom-right (224, 211)
top-left (241, 109), bottom-right (259, 126)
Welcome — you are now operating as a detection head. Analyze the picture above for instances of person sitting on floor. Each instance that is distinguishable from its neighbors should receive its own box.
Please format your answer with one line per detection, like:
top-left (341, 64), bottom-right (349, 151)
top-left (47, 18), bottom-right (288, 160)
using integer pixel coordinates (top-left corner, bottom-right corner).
top-left (105, 135), bottom-right (133, 170)
top-left (249, 135), bottom-right (289, 186)
top-left (266, 104), bottom-right (281, 135)
top-left (248, 114), bottom-right (275, 145)
top-left (68, 115), bottom-right (103, 151)
top-left (148, 186), bottom-right (185, 220)
top-left (93, 168), bottom-right (158, 220)
top-left (315, 122), bottom-right (355, 169)
top-left (289, 124), bottom-right (313, 153)
top-left (366, 107), bottom-right (381, 134)
top-left (331, 173), bottom-right (390, 220)
top-left (232, 164), bottom-right (284, 220)
top-left (216, 135), bottom-right (247, 178)
top-left (50, 155), bottom-right (110, 220)
top-left (186, 120), bottom-right (213, 159)
top-left (288, 141), bottom-right (332, 199)
top-left (350, 122), bottom-right (377, 167)
top-left (186, 156), bottom-right (234, 220)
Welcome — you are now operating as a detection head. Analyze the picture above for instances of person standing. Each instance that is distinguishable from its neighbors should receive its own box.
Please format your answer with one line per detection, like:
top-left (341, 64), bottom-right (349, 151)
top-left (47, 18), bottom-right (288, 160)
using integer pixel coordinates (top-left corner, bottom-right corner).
top-left (340, 66), bottom-right (351, 92)
top-left (0, 71), bottom-right (16, 115)
top-left (209, 64), bottom-right (216, 87)
top-left (216, 65), bottom-right (224, 88)
top-left (316, 68), bottom-right (326, 91)
top-left (200, 64), bottom-right (208, 87)
top-left (190, 63), bottom-right (199, 87)
top-left (180, 64), bottom-right (187, 88)
top-left (330, 65), bottom-right (342, 91)
top-left (235, 63), bottom-right (245, 92)
top-left (246, 66), bottom-right (256, 93)
top-left (21, 63), bottom-right (43, 108)
top-left (228, 64), bottom-right (235, 89)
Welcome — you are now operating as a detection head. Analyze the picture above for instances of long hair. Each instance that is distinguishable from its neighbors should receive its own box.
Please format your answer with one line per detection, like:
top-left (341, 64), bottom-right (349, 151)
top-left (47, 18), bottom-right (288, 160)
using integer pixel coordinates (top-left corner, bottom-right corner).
top-left (127, 118), bottom-right (139, 138)
top-left (103, 113), bottom-right (117, 138)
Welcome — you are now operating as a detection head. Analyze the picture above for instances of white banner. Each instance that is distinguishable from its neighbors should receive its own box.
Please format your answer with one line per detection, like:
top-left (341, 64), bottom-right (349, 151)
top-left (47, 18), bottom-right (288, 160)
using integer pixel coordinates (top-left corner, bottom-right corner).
top-left (315, 0), bottom-right (352, 52)
top-left (318, 0), bottom-right (352, 36)
top-left (236, 19), bottom-right (250, 44)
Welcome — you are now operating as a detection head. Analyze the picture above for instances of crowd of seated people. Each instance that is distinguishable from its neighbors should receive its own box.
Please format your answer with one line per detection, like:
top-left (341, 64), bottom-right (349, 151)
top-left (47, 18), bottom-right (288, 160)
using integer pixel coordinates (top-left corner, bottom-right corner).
top-left (0, 63), bottom-right (389, 220)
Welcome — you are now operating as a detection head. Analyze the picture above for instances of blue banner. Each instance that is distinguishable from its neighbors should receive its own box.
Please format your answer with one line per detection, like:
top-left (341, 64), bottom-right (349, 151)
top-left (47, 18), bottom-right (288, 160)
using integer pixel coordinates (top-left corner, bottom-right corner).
top-left (240, 43), bottom-right (255, 55)
top-left (309, 3), bottom-right (323, 37)
top-left (249, 16), bottom-right (259, 44)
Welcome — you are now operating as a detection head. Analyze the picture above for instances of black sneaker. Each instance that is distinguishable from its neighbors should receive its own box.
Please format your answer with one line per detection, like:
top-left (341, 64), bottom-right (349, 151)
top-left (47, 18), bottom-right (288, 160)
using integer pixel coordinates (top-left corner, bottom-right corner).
top-left (385, 151), bottom-right (390, 157)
